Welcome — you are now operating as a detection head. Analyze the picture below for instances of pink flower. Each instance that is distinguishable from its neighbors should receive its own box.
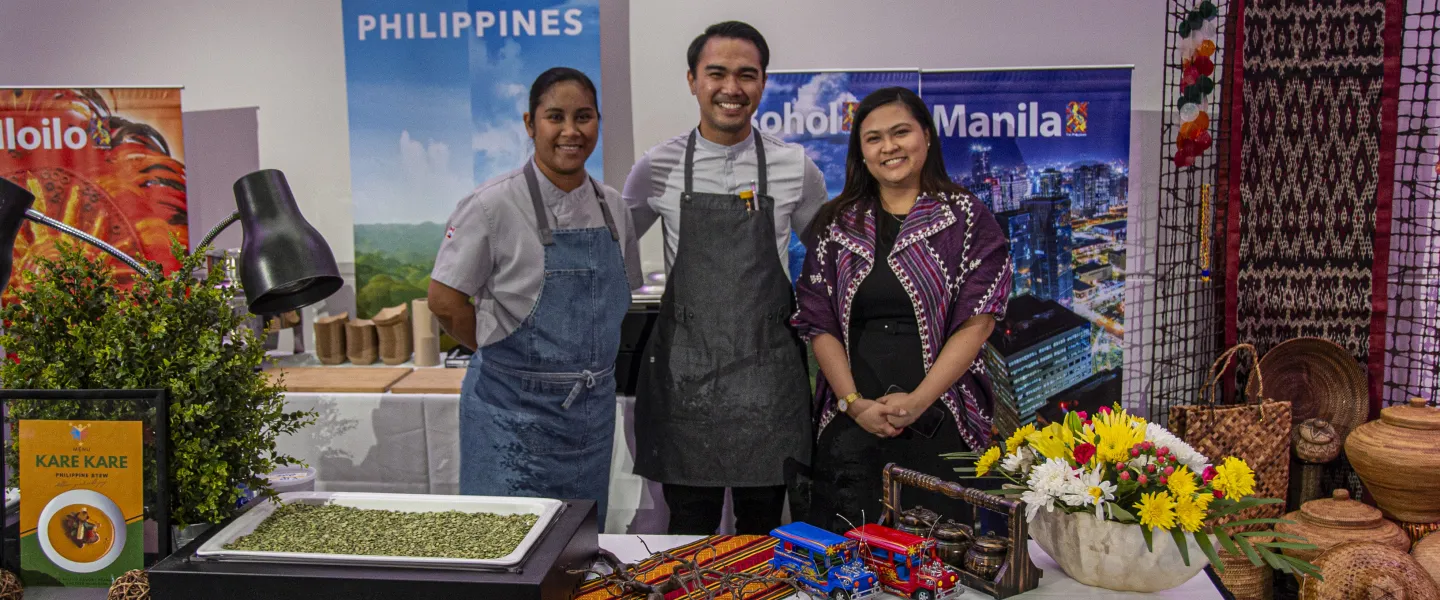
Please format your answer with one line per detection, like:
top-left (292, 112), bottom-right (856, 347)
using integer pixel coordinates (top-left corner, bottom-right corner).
top-left (1130, 447), bottom-right (1141, 458)
top-left (1141, 441), bottom-right (1153, 451)
top-left (1164, 466), bottom-right (1175, 476)
top-left (1202, 466), bottom-right (1217, 483)
top-left (1157, 447), bottom-right (1170, 457)
top-left (1146, 464), bottom-right (1156, 474)
top-left (1076, 411), bottom-right (1088, 421)
top-left (1159, 476), bottom-right (1169, 485)
top-left (1139, 475), bottom-right (1149, 485)
top-left (1098, 406), bottom-right (1113, 414)
top-left (1120, 471), bottom-right (1132, 481)
top-left (1073, 443), bottom-right (1097, 465)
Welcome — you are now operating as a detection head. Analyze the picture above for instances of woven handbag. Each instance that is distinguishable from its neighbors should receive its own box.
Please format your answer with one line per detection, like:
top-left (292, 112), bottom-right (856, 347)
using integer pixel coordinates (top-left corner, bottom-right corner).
top-left (1169, 344), bottom-right (1291, 530)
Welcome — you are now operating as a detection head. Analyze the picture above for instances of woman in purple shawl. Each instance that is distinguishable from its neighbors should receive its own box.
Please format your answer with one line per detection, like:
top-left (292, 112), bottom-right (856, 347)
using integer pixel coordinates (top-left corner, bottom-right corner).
top-left (793, 87), bottom-right (1012, 532)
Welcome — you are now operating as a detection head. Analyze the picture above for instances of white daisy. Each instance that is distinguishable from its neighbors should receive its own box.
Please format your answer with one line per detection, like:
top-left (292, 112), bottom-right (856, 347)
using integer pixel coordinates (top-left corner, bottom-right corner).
top-left (1145, 422), bottom-right (1210, 473)
top-left (1021, 488), bottom-right (1057, 523)
top-left (1001, 447), bottom-right (1036, 475)
top-left (1061, 467), bottom-right (1118, 516)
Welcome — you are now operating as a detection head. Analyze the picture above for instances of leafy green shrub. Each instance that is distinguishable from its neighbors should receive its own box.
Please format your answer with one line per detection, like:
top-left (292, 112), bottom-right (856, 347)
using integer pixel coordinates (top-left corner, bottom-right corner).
top-left (1, 240), bottom-right (314, 527)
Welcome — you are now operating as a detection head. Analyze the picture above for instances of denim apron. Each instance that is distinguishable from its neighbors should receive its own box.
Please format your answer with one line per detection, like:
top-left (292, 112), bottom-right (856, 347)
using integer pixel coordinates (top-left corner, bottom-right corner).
top-left (633, 130), bottom-right (812, 487)
top-left (459, 160), bottom-right (630, 521)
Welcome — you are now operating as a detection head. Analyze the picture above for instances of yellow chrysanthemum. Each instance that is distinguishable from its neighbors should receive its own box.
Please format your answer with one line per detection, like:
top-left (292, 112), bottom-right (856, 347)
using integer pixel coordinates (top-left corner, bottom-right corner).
top-left (1135, 491), bottom-right (1178, 531)
top-left (1006, 424), bottom-right (1037, 454)
top-left (1212, 457), bottom-right (1256, 498)
top-left (1167, 465), bottom-right (1199, 499)
top-left (975, 446), bottom-right (1002, 477)
top-left (1027, 422), bottom-right (1076, 461)
top-left (1175, 493), bottom-right (1212, 532)
top-left (1088, 411), bottom-right (1145, 465)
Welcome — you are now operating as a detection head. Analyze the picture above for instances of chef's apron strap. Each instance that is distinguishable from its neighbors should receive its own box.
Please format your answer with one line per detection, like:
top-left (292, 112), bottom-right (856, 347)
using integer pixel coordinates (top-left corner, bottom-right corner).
top-left (683, 129), bottom-right (769, 197)
top-left (754, 131), bottom-right (767, 197)
top-left (589, 176), bottom-right (620, 241)
top-left (523, 160), bottom-right (555, 246)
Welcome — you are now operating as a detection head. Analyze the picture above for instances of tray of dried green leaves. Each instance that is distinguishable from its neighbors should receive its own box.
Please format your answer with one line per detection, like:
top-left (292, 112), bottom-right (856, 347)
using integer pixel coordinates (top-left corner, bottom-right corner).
top-left (195, 492), bottom-right (563, 569)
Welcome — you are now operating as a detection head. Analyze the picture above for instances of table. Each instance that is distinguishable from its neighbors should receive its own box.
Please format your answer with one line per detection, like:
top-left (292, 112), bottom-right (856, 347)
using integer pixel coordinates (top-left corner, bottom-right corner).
top-left (599, 535), bottom-right (1226, 600)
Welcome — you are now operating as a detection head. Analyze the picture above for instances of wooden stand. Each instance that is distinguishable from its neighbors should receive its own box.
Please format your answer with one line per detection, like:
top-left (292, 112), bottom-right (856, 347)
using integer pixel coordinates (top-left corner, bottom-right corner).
top-left (881, 463), bottom-right (1041, 599)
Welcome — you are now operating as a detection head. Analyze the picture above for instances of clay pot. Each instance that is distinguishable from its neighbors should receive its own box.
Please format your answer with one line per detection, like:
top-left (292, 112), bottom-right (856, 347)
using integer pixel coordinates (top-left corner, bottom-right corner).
top-left (1345, 398), bottom-right (1440, 523)
top-left (1292, 419), bottom-right (1341, 464)
top-left (1274, 489), bottom-right (1410, 564)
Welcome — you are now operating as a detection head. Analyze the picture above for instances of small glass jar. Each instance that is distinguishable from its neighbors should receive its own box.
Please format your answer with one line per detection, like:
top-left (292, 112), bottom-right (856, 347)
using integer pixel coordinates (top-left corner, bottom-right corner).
top-left (964, 535), bottom-right (1010, 580)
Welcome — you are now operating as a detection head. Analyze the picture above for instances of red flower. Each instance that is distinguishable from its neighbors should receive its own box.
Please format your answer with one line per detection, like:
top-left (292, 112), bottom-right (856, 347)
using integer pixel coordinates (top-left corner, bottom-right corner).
top-left (1214, 490), bottom-right (1225, 499)
top-left (1138, 474), bottom-right (1149, 485)
top-left (7, 353), bottom-right (17, 364)
top-left (1164, 466), bottom-right (1175, 476)
top-left (1159, 476), bottom-right (1169, 485)
top-left (1202, 466), bottom-right (1217, 483)
top-left (1157, 446), bottom-right (1170, 457)
top-left (1130, 447), bottom-right (1141, 458)
top-left (1098, 406), bottom-right (1113, 414)
top-left (1146, 463), bottom-right (1157, 474)
top-left (1073, 443), bottom-right (1096, 465)
top-left (1075, 411), bottom-right (1088, 421)
top-left (1119, 471), bottom-right (1131, 481)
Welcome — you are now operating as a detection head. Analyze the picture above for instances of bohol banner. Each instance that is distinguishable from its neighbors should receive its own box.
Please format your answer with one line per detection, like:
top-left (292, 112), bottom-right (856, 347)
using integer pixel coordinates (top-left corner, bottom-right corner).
top-left (0, 88), bottom-right (188, 305)
top-left (753, 70), bottom-right (920, 277)
top-left (342, 0), bottom-right (602, 318)
top-left (923, 67), bottom-right (1132, 429)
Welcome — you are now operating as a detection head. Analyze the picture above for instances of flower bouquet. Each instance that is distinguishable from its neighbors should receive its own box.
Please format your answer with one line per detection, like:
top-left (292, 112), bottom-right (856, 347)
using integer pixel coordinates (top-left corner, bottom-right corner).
top-left (951, 405), bottom-right (1320, 591)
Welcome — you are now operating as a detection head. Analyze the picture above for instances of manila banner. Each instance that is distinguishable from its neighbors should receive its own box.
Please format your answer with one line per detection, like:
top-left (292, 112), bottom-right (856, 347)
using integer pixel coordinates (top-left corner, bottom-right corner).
top-left (752, 70), bottom-right (920, 277)
top-left (0, 88), bottom-right (188, 305)
top-left (342, 0), bottom-right (603, 319)
top-left (923, 67), bottom-right (1133, 431)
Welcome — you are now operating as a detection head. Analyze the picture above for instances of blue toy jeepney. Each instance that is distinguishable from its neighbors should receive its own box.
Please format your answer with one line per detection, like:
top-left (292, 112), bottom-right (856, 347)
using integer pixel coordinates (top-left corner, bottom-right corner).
top-left (770, 522), bottom-right (880, 599)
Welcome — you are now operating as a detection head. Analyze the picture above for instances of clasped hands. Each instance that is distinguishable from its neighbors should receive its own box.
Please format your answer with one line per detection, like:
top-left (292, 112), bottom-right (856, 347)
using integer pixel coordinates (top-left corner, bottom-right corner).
top-left (844, 392), bottom-right (926, 438)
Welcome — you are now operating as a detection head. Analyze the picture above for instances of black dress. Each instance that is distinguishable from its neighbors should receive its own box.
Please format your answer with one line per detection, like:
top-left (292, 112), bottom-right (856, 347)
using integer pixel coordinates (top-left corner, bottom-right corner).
top-left (808, 208), bottom-right (974, 534)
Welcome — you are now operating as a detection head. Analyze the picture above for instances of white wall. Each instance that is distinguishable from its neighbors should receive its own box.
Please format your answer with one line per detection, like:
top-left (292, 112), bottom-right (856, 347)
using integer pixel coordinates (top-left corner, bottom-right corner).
top-left (0, 0), bottom-right (1167, 280)
top-left (627, 0), bottom-right (1168, 274)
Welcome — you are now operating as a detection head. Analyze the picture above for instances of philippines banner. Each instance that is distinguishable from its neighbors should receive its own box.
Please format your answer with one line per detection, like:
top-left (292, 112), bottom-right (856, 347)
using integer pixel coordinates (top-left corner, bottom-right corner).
top-left (922, 67), bottom-right (1132, 431)
top-left (342, 0), bottom-right (602, 319)
top-left (0, 88), bottom-right (187, 305)
top-left (753, 70), bottom-right (920, 276)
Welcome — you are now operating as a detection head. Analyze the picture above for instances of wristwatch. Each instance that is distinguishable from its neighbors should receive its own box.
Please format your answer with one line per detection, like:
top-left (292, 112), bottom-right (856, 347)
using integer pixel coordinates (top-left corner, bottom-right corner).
top-left (837, 391), bottom-right (862, 413)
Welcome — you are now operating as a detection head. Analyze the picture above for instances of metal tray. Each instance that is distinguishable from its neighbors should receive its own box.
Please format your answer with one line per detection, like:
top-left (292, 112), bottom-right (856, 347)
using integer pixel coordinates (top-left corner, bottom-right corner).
top-left (195, 492), bottom-right (564, 570)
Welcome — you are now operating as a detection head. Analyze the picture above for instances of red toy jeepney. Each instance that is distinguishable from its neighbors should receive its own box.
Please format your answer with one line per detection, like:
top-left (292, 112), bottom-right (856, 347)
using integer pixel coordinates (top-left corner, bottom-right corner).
top-left (845, 524), bottom-right (963, 600)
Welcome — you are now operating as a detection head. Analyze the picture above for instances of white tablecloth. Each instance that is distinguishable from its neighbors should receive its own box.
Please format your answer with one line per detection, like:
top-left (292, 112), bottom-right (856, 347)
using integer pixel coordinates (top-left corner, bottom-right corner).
top-left (598, 535), bottom-right (1225, 600)
top-left (275, 392), bottom-right (672, 534)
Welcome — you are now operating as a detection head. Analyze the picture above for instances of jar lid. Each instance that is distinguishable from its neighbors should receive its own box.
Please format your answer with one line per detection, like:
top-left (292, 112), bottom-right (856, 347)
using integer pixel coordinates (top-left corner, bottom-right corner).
top-left (933, 522), bottom-right (973, 541)
top-left (973, 535), bottom-right (1009, 552)
top-left (1379, 398), bottom-right (1440, 431)
top-left (1299, 489), bottom-right (1384, 529)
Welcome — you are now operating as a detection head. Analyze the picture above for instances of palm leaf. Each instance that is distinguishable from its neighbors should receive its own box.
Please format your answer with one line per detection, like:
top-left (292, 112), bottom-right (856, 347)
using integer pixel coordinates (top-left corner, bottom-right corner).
top-left (1141, 525), bottom-right (1155, 552)
top-left (1213, 528), bottom-right (1241, 558)
top-left (1170, 529), bottom-right (1192, 566)
top-left (1194, 531), bottom-right (1222, 571)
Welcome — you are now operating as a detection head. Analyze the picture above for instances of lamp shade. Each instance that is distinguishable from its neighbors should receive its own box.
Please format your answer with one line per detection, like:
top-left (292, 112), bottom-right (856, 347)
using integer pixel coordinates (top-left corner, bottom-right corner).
top-left (234, 169), bottom-right (342, 315)
top-left (0, 178), bottom-right (37, 294)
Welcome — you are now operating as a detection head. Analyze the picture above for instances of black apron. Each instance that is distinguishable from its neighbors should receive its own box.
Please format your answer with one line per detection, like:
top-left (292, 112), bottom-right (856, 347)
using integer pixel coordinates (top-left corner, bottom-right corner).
top-left (633, 130), bottom-right (812, 487)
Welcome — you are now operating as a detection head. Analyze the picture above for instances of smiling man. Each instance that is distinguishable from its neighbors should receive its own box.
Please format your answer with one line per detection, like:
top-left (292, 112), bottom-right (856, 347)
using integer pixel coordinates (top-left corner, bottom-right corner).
top-left (624, 21), bottom-right (827, 535)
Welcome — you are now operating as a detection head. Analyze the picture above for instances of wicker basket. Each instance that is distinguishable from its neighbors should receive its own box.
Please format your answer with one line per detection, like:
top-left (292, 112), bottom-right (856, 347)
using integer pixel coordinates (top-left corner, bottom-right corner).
top-left (1416, 533), bottom-right (1440, 589)
top-left (1301, 541), bottom-right (1440, 600)
top-left (1244, 337), bottom-right (1368, 442)
top-left (1216, 541), bottom-right (1273, 600)
top-left (1402, 521), bottom-right (1440, 547)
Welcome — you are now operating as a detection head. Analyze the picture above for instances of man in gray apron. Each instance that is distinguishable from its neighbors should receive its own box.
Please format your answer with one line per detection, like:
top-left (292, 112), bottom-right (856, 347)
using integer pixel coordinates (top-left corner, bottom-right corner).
top-left (624, 21), bottom-right (828, 535)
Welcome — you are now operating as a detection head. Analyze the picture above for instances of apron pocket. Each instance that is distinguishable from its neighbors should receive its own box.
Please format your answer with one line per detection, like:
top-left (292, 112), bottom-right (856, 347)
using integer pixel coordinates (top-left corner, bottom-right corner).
top-left (474, 364), bottom-right (612, 455)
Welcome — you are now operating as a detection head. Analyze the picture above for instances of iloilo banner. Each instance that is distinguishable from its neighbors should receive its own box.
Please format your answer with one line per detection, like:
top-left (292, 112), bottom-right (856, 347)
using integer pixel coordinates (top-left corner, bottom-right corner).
top-left (0, 88), bottom-right (187, 303)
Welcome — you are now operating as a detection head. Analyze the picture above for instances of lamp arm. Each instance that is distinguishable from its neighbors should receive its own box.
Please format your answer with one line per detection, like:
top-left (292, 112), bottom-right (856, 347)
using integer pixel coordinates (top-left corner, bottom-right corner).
top-left (196, 210), bottom-right (241, 252)
top-left (23, 210), bottom-right (152, 277)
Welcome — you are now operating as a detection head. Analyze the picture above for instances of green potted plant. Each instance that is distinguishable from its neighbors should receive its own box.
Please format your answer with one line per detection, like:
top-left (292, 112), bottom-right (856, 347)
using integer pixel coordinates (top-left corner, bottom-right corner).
top-left (1, 240), bottom-right (315, 533)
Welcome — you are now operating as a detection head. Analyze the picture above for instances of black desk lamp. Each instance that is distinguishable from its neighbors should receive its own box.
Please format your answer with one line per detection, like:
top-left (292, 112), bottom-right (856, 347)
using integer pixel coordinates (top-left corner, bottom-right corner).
top-left (0, 170), bottom-right (342, 315)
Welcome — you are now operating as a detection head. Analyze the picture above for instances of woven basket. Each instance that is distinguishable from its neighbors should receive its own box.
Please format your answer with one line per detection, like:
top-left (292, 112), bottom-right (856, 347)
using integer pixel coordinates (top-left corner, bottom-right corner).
top-left (1293, 419), bottom-right (1342, 464)
top-left (1301, 541), bottom-right (1440, 600)
top-left (345, 319), bottom-right (378, 365)
top-left (1244, 337), bottom-right (1368, 442)
top-left (1400, 520), bottom-right (1440, 547)
top-left (313, 312), bottom-right (348, 365)
top-left (1217, 539), bottom-right (1273, 600)
top-left (1171, 344), bottom-right (1291, 531)
top-left (1415, 533), bottom-right (1440, 588)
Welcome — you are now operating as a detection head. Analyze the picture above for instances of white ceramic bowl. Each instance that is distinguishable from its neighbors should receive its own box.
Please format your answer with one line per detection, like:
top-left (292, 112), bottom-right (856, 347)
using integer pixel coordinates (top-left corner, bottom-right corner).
top-left (37, 489), bottom-right (128, 573)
